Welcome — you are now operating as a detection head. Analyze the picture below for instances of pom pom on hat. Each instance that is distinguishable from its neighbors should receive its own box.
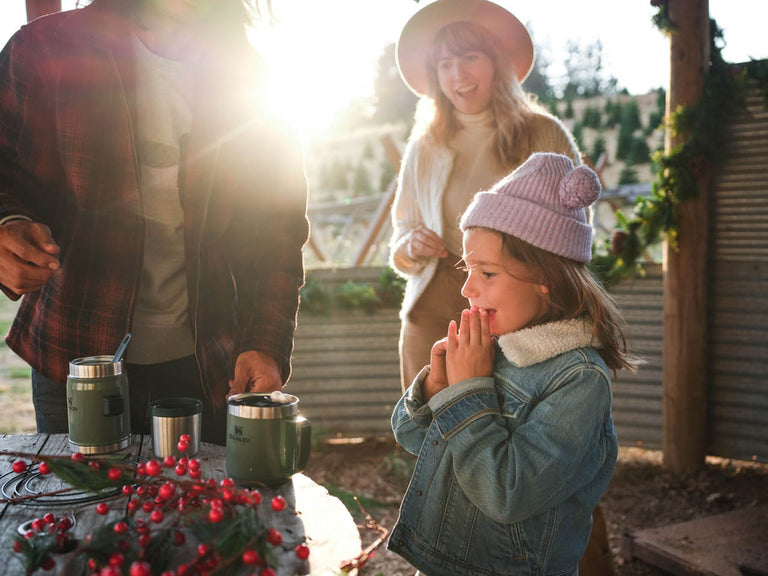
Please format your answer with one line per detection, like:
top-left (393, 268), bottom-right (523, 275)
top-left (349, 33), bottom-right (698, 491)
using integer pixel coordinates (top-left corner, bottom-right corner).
top-left (460, 153), bottom-right (601, 263)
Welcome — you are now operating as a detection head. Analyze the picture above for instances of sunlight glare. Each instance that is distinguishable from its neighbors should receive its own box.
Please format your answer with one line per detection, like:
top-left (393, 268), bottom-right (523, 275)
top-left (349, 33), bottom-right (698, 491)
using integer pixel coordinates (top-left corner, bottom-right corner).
top-left (248, 0), bottom-right (415, 137)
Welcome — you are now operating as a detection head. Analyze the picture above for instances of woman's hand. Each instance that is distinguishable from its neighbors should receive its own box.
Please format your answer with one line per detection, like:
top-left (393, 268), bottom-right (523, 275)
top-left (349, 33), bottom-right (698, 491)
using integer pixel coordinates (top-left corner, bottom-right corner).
top-left (423, 337), bottom-right (449, 402)
top-left (407, 226), bottom-right (448, 260)
top-left (446, 307), bottom-right (494, 385)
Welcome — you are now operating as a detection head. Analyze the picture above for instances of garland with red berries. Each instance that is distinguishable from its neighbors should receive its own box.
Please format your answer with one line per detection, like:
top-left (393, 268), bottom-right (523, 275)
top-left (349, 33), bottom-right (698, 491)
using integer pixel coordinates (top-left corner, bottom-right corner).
top-left (3, 442), bottom-right (310, 576)
top-left (589, 10), bottom-right (768, 287)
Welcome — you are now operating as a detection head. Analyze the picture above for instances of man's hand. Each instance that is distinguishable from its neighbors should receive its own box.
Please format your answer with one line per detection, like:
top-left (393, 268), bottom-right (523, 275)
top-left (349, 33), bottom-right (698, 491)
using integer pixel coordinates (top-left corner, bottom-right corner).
top-left (446, 307), bottom-right (494, 385)
top-left (0, 221), bottom-right (60, 295)
top-left (423, 337), bottom-right (449, 402)
top-left (227, 350), bottom-right (283, 397)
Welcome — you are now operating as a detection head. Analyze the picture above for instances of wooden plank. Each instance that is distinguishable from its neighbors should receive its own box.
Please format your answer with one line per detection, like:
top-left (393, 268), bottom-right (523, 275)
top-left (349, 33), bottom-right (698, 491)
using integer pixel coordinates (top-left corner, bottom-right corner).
top-left (621, 506), bottom-right (768, 576)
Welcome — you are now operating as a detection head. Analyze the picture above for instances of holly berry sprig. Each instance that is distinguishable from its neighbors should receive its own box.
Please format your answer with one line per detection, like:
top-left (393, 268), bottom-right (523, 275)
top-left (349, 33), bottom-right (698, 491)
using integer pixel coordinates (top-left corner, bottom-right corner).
top-left (4, 436), bottom-right (310, 575)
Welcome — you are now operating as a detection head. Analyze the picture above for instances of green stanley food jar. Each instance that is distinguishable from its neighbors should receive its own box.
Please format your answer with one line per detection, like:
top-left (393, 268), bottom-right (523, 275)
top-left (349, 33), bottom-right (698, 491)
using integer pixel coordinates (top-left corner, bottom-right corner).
top-left (225, 392), bottom-right (311, 488)
top-left (66, 355), bottom-right (131, 454)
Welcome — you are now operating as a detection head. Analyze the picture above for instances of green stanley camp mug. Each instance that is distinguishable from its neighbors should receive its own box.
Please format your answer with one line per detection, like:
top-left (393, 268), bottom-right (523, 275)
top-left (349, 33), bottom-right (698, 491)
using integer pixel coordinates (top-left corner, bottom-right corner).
top-left (66, 355), bottom-right (131, 454)
top-left (225, 392), bottom-right (311, 488)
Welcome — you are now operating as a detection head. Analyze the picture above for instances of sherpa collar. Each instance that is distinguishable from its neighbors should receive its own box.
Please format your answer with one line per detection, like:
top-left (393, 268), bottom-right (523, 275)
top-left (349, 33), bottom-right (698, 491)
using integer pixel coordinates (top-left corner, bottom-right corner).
top-left (496, 317), bottom-right (597, 367)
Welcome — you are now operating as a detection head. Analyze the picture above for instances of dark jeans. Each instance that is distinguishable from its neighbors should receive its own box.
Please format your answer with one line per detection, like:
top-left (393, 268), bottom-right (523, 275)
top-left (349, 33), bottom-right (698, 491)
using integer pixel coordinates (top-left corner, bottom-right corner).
top-left (32, 355), bottom-right (227, 445)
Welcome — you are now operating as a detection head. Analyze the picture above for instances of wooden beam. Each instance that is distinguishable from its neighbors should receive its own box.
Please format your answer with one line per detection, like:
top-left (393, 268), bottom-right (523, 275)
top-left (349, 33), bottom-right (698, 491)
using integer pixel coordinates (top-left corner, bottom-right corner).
top-left (26, 0), bottom-right (61, 21)
top-left (662, 0), bottom-right (710, 474)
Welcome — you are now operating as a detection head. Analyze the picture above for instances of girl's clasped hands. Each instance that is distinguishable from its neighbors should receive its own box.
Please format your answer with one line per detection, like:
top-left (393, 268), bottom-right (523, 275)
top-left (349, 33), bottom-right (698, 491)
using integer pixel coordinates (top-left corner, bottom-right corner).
top-left (424, 306), bottom-right (494, 401)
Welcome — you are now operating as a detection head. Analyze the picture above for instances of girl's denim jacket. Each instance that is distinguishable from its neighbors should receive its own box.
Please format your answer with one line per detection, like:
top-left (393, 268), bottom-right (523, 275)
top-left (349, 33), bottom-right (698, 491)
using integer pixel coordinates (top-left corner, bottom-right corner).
top-left (388, 318), bottom-right (618, 576)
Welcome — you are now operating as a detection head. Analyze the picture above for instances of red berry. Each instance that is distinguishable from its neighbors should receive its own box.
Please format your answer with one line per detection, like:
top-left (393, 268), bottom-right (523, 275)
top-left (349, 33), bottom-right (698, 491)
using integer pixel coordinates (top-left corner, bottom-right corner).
top-left (271, 495), bottom-right (286, 512)
top-left (145, 460), bottom-right (161, 476)
top-left (96, 503), bottom-right (109, 515)
top-left (43, 513), bottom-right (56, 525)
top-left (70, 452), bottom-right (85, 463)
top-left (31, 518), bottom-right (45, 531)
top-left (88, 558), bottom-right (98, 570)
top-left (295, 543), bottom-right (310, 560)
top-left (129, 561), bottom-right (152, 576)
top-left (197, 543), bottom-right (210, 556)
top-left (12, 540), bottom-right (23, 553)
top-left (38, 462), bottom-right (51, 475)
top-left (173, 531), bottom-right (186, 546)
top-left (107, 468), bottom-right (122, 481)
top-left (188, 458), bottom-right (201, 471)
top-left (208, 508), bottom-right (224, 523)
top-left (108, 553), bottom-right (124, 567)
top-left (179, 434), bottom-right (191, 443)
top-left (266, 527), bottom-right (282, 546)
top-left (159, 483), bottom-right (175, 500)
top-left (142, 500), bottom-right (154, 513)
top-left (163, 455), bottom-right (176, 467)
top-left (12, 460), bottom-right (28, 474)
top-left (189, 468), bottom-right (201, 479)
top-left (242, 549), bottom-right (259, 565)
top-left (175, 464), bottom-right (187, 476)
top-left (113, 522), bottom-right (128, 534)
top-left (41, 556), bottom-right (55, 571)
top-left (219, 477), bottom-right (234, 487)
top-left (177, 440), bottom-right (189, 453)
top-left (251, 490), bottom-right (262, 505)
top-left (261, 569), bottom-right (276, 576)
top-left (150, 510), bottom-right (164, 523)
top-left (88, 461), bottom-right (100, 471)
top-left (57, 517), bottom-right (73, 531)
top-left (128, 498), bottom-right (139, 511)
top-left (101, 567), bottom-right (121, 576)
top-left (122, 485), bottom-right (134, 496)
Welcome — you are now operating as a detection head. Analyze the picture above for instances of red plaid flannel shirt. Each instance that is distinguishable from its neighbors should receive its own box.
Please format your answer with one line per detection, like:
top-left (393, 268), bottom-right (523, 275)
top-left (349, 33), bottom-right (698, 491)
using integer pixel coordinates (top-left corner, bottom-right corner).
top-left (0, 3), bottom-right (309, 409)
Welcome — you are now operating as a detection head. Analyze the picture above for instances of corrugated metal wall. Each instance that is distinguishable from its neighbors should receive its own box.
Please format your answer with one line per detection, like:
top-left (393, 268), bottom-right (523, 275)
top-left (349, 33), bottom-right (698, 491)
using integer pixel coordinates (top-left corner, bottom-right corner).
top-left (707, 79), bottom-right (768, 462)
top-left (289, 266), bottom-right (666, 444)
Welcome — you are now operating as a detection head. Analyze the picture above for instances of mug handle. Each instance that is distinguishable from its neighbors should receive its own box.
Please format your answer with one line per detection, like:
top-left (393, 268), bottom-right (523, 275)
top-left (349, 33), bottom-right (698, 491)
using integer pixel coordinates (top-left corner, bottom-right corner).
top-left (295, 416), bottom-right (311, 472)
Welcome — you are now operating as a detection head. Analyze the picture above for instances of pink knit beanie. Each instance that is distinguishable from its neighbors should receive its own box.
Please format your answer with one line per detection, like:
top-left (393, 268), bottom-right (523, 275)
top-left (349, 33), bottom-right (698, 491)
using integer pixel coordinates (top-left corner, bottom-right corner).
top-left (460, 153), bottom-right (601, 263)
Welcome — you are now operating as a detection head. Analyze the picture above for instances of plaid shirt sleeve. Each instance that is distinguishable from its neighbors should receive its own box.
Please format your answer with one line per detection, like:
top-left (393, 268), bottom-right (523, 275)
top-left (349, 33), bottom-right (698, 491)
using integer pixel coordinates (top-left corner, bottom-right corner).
top-left (0, 27), bottom-right (53, 224)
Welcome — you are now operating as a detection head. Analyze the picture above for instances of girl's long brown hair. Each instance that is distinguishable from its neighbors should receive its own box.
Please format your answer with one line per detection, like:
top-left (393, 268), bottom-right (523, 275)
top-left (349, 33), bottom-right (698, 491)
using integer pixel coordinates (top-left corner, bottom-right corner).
top-left (496, 232), bottom-right (641, 373)
top-left (411, 20), bottom-right (549, 168)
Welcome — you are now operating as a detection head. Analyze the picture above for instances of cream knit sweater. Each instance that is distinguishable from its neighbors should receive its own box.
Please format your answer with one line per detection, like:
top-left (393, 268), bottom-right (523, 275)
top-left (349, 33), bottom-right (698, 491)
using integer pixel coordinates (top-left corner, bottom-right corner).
top-left (389, 112), bottom-right (581, 320)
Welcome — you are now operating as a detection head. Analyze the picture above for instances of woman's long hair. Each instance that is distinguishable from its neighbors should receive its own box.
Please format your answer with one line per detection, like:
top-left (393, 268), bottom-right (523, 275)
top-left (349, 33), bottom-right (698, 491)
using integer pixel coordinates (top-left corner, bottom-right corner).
top-left (411, 20), bottom-right (548, 168)
top-left (494, 231), bottom-right (641, 373)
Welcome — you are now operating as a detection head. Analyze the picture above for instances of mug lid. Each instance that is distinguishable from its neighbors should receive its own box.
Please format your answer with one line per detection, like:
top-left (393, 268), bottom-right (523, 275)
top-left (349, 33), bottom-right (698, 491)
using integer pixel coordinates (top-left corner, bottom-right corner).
top-left (227, 392), bottom-right (299, 419)
top-left (69, 355), bottom-right (124, 378)
top-left (151, 397), bottom-right (202, 417)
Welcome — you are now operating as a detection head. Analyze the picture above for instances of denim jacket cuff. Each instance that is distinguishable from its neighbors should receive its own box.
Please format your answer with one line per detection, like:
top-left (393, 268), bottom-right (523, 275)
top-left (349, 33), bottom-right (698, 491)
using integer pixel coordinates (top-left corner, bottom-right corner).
top-left (428, 377), bottom-right (498, 437)
top-left (404, 365), bottom-right (434, 425)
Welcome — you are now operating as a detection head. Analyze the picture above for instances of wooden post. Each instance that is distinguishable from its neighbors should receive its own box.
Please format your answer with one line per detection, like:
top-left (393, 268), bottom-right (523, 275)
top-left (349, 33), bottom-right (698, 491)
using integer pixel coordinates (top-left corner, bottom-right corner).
top-left (662, 0), bottom-right (710, 473)
top-left (26, 0), bottom-right (61, 21)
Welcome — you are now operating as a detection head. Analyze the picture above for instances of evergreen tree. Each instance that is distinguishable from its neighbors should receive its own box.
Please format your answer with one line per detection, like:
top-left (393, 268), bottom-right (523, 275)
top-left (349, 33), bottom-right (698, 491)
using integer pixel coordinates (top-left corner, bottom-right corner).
top-left (618, 164), bottom-right (639, 185)
top-left (627, 136), bottom-right (651, 165)
top-left (590, 133), bottom-right (607, 163)
top-left (571, 121), bottom-right (584, 149)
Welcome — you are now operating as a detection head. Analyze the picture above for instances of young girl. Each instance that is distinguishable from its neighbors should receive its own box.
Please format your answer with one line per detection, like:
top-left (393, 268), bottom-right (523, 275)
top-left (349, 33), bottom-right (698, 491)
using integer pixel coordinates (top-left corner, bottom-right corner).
top-left (388, 152), bottom-right (638, 576)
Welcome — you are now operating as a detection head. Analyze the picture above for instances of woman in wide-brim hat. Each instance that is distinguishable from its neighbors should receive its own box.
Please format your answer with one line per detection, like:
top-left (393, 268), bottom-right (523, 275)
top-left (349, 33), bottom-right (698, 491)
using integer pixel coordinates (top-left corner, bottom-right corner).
top-left (388, 0), bottom-right (582, 393)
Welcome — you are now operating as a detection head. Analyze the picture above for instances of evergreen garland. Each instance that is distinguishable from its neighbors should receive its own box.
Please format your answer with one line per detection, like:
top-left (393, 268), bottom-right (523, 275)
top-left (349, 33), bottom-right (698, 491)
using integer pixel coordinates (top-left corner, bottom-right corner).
top-left (590, 11), bottom-right (768, 287)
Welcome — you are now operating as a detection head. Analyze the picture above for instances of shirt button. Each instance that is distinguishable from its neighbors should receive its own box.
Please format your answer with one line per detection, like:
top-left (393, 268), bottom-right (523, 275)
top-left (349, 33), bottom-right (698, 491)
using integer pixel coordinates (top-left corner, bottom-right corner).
top-left (432, 440), bottom-right (438, 446)
top-left (416, 490), bottom-right (422, 496)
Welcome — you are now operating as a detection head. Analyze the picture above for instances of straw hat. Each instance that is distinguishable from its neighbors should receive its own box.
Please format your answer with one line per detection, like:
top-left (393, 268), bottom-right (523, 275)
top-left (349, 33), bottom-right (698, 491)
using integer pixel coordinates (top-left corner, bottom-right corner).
top-left (396, 0), bottom-right (534, 96)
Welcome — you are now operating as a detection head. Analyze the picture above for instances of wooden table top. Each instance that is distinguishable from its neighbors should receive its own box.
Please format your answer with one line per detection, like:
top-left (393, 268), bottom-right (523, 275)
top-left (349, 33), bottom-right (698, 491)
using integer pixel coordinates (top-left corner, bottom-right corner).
top-left (0, 433), bottom-right (361, 576)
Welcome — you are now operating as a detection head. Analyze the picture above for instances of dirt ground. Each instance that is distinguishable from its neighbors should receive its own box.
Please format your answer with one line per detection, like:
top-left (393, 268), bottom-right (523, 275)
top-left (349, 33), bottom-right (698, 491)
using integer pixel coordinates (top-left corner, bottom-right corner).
top-left (303, 436), bottom-right (768, 576)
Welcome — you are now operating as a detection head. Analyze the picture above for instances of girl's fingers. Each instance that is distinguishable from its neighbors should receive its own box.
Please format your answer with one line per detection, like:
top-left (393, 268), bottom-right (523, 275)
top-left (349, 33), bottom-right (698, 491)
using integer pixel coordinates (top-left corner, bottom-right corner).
top-left (458, 309), bottom-right (471, 345)
top-left (469, 307), bottom-right (482, 345)
top-left (447, 320), bottom-right (458, 349)
top-left (479, 308), bottom-right (491, 346)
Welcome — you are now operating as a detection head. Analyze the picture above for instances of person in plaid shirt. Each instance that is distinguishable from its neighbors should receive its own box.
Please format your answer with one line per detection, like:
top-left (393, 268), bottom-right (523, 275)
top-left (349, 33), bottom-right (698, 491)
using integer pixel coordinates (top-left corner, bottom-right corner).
top-left (0, 0), bottom-right (309, 444)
